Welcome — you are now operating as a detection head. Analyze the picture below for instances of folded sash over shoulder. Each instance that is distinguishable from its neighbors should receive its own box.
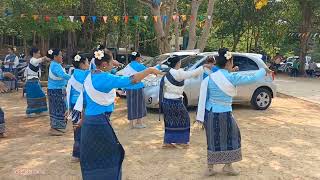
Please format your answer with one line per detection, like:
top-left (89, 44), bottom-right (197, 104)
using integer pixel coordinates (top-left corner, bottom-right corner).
top-left (49, 68), bottom-right (65, 81)
top-left (158, 70), bottom-right (184, 120)
top-left (196, 70), bottom-right (236, 122)
top-left (28, 63), bottom-right (40, 72)
top-left (121, 64), bottom-right (138, 76)
top-left (66, 75), bottom-right (83, 111)
top-left (74, 73), bottom-right (116, 112)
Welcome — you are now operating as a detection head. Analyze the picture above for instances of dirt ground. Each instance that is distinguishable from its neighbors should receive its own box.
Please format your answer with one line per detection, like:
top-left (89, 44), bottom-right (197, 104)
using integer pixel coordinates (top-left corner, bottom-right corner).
top-left (0, 91), bottom-right (320, 180)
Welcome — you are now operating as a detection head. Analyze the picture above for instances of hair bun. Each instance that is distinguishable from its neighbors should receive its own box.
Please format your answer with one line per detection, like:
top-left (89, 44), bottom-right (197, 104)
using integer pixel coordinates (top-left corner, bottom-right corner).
top-left (218, 48), bottom-right (229, 57)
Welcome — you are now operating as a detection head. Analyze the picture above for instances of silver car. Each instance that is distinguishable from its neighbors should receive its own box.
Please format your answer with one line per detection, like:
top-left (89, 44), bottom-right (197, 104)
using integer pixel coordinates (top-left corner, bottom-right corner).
top-left (143, 52), bottom-right (277, 110)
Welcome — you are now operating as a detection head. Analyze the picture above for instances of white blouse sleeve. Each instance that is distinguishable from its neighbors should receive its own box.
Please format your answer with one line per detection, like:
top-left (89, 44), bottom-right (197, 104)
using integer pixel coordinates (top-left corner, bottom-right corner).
top-left (30, 58), bottom-right (43, 66)
top-left (174, 66), bottom-right (204, 81)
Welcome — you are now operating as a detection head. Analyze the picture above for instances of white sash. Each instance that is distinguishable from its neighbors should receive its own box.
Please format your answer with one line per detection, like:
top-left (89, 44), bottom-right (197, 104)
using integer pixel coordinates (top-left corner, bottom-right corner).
top-left (49, 67), bottom-right (66, 80)
top-left (66, 75), bottom-right (83, 111)
top-left (74, 73), bottom-right (116, 112)
top-left (89, 58), bottom-right (96, 70)
top-left (121, 64), bottom-right (138, 76)
top-left (196, 70), bottom-right (236, 122)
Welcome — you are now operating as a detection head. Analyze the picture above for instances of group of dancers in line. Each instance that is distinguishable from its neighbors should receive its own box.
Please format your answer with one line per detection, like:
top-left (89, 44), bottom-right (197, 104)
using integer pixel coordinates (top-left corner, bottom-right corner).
top-left (0, 45), bottom-right (271, 179)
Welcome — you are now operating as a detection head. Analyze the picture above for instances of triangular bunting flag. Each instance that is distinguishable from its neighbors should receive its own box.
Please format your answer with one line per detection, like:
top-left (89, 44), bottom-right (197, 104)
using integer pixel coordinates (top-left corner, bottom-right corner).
top-left (172, 15), bottom-right (179, 21)
top-left (69, 16), bottom-right (74, 22)
top-left (143, 16), bottom-right (148, 21)
top-left (181, 15), bottom-right (187, 21)
top-left (114, 16), bottom-right (120, 23)
top-left (162, 15), bottom-right (168, 24)
top-left (102, 16), bottom-right (108, 23)
top-left (58, 16), bottom-right (64, 22)
top-left (80, 16), bottom-right (86, 23)
top-left (124, 16), bottom-right (129, 24)
top-left (91, 16), bottom-right (97, 24)
top-left (199, 15), bottom-right (205, 21)
top-left (134, 16), bottom-right (139, 22)
top-left (33, 15), bottom-right (39, 21)
top-left (153, 16), bottom-right (158, 23)
top-left (44, 16), bottom-right (51, 22)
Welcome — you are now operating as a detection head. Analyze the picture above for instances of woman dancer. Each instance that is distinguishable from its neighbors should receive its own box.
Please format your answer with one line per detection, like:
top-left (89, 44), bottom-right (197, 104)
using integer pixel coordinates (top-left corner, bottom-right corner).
top-left (3, 47), bottom-right (19, 91)
top-left (122, 52), bottom-right (148, 129)
top-left (159, 56), bottom-right (212, 148)
top-left (47, 49), bottom-right (71, 136)
top-left (196, 48), bottom-right (270, 176)
top-left (77, 50), bottom-right (162, 179)
top-left (66, 53), bottom-right (90, 162)
top-left (25, 48), bottom-right (49, 117)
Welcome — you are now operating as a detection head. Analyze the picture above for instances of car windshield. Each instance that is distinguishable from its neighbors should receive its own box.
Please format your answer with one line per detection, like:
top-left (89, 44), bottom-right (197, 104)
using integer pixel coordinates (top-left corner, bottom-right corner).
top-left (177, 55), bottom-right (205, 70)
top-left (144, 54), bottom-right (170, 67)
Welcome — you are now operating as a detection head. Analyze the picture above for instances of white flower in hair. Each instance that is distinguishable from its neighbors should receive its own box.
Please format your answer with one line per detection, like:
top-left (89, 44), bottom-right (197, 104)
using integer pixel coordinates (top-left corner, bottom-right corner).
top-left (13, 47), bottom-right (17, 52)
top-left (224, 51), bottom-right (232, 60)
top-left (74, 54), bottom-right (81, 62)
top-left (132, 52), bottom-right (137, 56)
top-left (48, 49), bottom-right (53, 55)
top-left (94, 50), bottom-right (104, 60)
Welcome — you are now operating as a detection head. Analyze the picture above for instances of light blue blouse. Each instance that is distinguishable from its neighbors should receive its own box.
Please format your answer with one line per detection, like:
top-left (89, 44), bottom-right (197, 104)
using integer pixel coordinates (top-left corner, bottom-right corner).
top-left (205, 68), bottom-right (266, 113)
top-left (69, 69), bottom-right (89, 107)
top-left (124, 61), bottom-right (146, 90)
top-left (48, 61), bottom-right (71, 89)
top-left (84, 72), bottom-right (133, 115)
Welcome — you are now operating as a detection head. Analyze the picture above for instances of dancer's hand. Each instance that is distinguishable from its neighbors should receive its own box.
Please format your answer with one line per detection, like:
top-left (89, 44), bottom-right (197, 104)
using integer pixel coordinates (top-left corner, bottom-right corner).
top-left (148, 67), bottom-right (164, 76)
top-left (0, 82), bottom-right (9, 93)
top-left (3, 72), bottom-right (15, 79)
top-left (203, 64), bottom-right (213, 70)
top-left (232, 66), bottom-right (239, 72)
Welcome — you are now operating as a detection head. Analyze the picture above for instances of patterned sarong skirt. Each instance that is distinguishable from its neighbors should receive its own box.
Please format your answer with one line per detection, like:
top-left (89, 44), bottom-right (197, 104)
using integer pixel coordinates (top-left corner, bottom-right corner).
top-left (204, 110), bottom-right (242, 165)
top-left (26, 79), bottom-right (48, 114)
top-left (48, 89), bottom-right (67, 130)
top-left (162, 98), bottom-right (190, 144)
top-left (126, 88), bottom-right (147, 120)
top-left (80, 114), bottom-right (124, 180)
top-left (0, 108), bottom-right (5, 134)
top-left (69, 105), bottom-right (82, 158)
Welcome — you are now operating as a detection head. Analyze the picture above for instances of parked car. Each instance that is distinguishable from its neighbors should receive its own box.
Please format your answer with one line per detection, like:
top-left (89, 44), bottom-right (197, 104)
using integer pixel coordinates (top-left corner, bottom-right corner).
top-left (143, 52), bottom-right (277, 110)
top-left (116, 50), bottom-right (200, 96)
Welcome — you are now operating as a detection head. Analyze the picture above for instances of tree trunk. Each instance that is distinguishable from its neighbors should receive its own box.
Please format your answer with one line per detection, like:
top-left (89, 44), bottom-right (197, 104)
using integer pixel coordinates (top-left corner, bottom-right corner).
top-left (32, 31), bottom-right (36, 46)
top-left (232, 36), bottom-right (240, 52)
top-left (67, 31), bottom-right (73, 64)
top-left (152, 5), bottom-right (170, 53)
top-left (23, 38), bottom-right (27, 56)
top-left (187, 0), bottom-right (203, 50)
top-left (197, 0), bottom-right (215, 52)
top-left (0, 35), bottom-right (3, 49)
top-left (174, 18), bottom-right (180, 51)
top-left (299, 1), bottom-right (312, 75)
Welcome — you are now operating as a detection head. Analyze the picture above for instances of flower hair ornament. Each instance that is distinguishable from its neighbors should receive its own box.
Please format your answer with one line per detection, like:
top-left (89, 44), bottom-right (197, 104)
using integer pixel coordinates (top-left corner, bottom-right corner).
top-left (48, 49), bottom-right (53, 55)
top-left (74, 54), bottom-right (81, 62)
top-left (224, 51), bottom-right (232, 60)
top-left (94, 50), bottom-right (104, 60)
top-left (13, 47), bottom-right (17, 52)
top-left (132, 52), bottom-right (137, 56)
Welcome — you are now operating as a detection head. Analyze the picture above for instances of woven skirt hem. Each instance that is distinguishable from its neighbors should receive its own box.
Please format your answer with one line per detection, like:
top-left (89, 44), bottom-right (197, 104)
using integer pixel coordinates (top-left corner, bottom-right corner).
top-left (207, 148), bottom-right (242, 165)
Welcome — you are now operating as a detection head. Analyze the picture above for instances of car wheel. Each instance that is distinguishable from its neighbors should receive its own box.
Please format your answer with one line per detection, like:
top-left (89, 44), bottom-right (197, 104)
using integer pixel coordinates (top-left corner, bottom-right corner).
top-left (251, 88), bottom-right (272, 110)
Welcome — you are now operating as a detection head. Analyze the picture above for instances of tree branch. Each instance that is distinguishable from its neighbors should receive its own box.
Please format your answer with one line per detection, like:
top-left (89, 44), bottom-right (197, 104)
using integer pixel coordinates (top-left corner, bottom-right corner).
top-left (138, 0), bottom-right (153, 8)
